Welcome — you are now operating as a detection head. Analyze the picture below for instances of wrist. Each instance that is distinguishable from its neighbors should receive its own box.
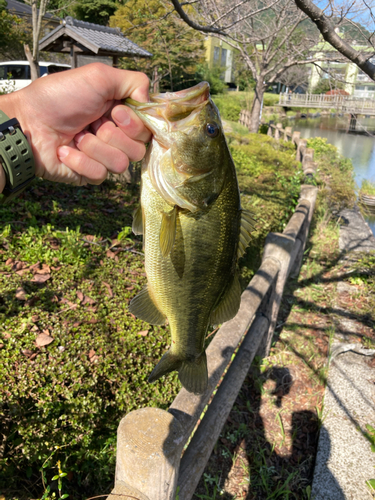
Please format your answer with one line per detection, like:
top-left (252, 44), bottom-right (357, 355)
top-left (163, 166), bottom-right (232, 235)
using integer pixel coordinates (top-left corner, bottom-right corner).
top-left (0, 96), bottom-right (36, 202)
top-left (0, 164), bottom-right (5, 193)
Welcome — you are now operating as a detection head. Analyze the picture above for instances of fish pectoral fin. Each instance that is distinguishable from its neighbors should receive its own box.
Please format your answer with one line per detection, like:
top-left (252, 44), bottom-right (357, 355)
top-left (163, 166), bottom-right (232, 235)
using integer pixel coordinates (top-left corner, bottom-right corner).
top-left (238, 209), bottom-right (256, 260)
top-left (210, 273), bottom-right (242, 326)
top-left (132, 206), bottom-right (144, 235)
top-left (178, 352), bottom-right (208, 394)
top-left (128, 285), bottom-right (166, 325)
top-left (160, 206), bottom-right (177, 257)
top-left (148, 350), bottom-right (182, 382)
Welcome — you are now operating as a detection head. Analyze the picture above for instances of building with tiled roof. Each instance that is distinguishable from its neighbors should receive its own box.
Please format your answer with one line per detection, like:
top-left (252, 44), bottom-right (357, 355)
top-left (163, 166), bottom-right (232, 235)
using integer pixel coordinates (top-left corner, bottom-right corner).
top-left (39, 16), bottom-right (152, 68)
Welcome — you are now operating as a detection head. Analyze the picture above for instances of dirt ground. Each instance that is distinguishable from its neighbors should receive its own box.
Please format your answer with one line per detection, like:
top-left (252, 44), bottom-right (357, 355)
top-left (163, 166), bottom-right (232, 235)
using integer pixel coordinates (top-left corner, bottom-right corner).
top-left (194, 238), bottom-right (375, 499)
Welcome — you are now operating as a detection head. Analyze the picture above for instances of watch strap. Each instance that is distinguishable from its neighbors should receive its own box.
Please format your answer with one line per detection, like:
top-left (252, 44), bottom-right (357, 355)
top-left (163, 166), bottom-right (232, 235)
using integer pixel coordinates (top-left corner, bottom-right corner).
top-left (0, 110), bottom-right (35, 204)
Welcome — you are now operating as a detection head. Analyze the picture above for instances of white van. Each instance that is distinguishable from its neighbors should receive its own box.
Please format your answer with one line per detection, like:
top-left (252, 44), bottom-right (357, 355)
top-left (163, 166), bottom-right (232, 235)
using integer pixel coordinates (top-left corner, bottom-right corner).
top-left (0, 61), bottom-right (71, 92)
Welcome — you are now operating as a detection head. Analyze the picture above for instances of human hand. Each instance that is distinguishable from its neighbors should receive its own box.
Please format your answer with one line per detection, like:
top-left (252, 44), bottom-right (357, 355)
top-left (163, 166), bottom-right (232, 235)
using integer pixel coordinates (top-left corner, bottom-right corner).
top-left (0, 63), bottom-right (151, 187)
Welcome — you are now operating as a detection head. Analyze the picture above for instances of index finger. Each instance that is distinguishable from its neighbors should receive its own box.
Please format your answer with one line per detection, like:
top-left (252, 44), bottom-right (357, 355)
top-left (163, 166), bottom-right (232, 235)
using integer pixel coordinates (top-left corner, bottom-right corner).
top-left (93, 66), bottom-right (150, 103)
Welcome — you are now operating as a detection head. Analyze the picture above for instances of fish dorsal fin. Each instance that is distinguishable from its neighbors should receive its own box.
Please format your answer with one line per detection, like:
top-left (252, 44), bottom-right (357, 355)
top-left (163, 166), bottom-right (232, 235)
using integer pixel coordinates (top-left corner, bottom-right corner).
top-left (132, 206), bottom-right (143, 235)
top-left (210, 273), bottom-right (242, 326)
top-left (238, 209), bottom-right (256, 260)
top-left (129, 285), bottom-right (166, 325)
top-left (160, 206), bottom-right (177, 257)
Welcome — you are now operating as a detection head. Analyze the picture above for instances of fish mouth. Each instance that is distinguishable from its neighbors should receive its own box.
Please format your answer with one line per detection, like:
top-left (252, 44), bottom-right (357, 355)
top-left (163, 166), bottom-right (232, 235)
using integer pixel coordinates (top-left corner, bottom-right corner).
top-left (125, 82), bottom-right (210, 141)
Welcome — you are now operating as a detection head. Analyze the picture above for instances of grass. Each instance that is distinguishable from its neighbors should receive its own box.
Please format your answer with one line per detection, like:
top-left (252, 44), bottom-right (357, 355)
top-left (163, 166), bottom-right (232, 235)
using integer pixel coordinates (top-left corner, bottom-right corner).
top-left (0, 130), bottom-right (304, 499)
top-left (360, 179), bottom-right (375, 197)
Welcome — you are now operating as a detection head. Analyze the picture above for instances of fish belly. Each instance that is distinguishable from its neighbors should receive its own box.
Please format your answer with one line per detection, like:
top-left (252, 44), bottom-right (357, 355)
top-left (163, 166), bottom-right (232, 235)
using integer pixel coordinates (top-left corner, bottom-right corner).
top-left (141, 168), bottom-right (240, 359)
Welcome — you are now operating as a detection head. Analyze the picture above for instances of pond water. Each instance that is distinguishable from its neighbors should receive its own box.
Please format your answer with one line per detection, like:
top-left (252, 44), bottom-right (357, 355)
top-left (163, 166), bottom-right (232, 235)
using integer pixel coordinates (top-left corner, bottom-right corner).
top-left (286, 115), bottom-right (375, 235)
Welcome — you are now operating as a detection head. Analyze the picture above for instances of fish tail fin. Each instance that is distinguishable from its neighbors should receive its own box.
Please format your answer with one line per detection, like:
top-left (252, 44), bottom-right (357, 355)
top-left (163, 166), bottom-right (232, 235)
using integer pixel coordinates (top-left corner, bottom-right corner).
top-left (148, 350), bottom-right (182, 383)
top-left (179, 352), bottom-right (208, 395)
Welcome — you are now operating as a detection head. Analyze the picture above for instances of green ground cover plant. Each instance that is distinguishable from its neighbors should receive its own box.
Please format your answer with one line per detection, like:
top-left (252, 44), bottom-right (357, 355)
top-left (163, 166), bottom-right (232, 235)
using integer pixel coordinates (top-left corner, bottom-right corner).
top-left (360, 179), bottom-right (375, 196)
top-left (0, 130), bottom-right (303, 499)
top-left (213, 92), bottom-right (281, 122)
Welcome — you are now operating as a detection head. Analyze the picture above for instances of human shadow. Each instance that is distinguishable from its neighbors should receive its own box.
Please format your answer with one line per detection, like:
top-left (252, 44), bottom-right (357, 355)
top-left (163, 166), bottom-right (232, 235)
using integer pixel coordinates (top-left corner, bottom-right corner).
top-left (194, 364), bottom-right (343, 500)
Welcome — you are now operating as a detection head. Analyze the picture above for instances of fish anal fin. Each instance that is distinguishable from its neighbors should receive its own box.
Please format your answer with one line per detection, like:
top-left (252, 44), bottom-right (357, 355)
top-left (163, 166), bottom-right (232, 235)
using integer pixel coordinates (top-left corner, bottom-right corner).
top-left (148, 350), bottom-right (182, 382)
top-left (160, 206), bottom-right (177, 257)
top-left (210, 274), bottom-right (242, 326)
top-left (179, 352), bottom-right (208, 394)
top-left (132, 206), bottom-right (144, 235)
top-left (237, 209), bottom-right (256, 260)
top-left (128, 285), bottom-right (166, 325)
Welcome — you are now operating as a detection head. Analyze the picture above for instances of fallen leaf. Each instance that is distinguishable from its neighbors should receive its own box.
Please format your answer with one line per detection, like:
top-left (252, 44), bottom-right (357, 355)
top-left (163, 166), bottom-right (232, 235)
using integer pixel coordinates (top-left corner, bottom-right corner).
top-left (29, 262), bottom-right (41, 272)
top-left (106, 249), bottom-right (116, 259)
top-left (15, 287), bottom-right (27, 300)
top-left (31, 315), bottom-right (39, 322)
top-left (126, 286), bottom-right (134, 291)
top-left (22, 349), bottom-right (34, 357)
top-left (3, 332), bottom-right (11, 339)
top-left (5, 258), bottom-right (14, 266)
top-left (88, 349), bottom-right (99, 363)
top-left (82, 295), bottom-right (96, 305)
top-left (85, 235), bottom-right (96, 242)
top-left (15, 268), bottom-right (30, 276)
top-left (138, 330), bottom-right (149, 337)
top-left (77, 291), bottom-right (84, 302)
top-left (25, 296), bottom-right (39, 307)
top-left (35, 264), bottom-right (51, 274)
top-left (36, 333), bottom-right (54, 347)
top-left (31, 274), bottom-right (51, 283)
top-left (51, 266), bottom-right (62, 271)
top-left (60, 298), bottom-right (76, 308)
top-left (102, 282), bottom-right (113, 298)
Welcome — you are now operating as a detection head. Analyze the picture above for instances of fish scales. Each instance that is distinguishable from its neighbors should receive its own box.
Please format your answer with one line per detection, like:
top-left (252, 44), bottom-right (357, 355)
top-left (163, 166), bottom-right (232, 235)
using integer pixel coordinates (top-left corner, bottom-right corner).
top-left (126, 82), bottom-right (254, 394)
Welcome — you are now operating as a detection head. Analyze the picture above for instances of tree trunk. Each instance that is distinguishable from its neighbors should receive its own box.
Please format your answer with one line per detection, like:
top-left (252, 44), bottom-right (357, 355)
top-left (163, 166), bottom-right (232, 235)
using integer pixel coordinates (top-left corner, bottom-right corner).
top-left (153, 67), bottom-right (159, 93)
top-left (249, 80), bottom-right (265, 133)
top-left (24, 44), bottom-right (40, 81)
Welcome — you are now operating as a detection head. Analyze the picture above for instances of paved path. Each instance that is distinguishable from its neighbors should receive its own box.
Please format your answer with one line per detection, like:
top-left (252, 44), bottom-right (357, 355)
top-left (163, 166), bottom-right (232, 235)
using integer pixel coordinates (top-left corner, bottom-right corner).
top-left (312, 206), bottom-right (375, 500)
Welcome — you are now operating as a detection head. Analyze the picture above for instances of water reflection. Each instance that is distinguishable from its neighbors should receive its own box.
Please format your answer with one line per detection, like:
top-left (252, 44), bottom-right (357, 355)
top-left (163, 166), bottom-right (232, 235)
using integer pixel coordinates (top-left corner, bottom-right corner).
top-left (285, 115), bottom-right (375, 235)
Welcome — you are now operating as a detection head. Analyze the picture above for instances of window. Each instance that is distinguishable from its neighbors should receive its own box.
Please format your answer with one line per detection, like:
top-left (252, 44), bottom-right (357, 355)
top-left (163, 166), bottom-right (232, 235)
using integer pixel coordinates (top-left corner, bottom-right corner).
top-left (47, 65), bottom-right (69, 75)
top-left (7, 65), bottom-right (30, 80)
top-left (221, 48), bottom-right (227, 67)
top-left (40, 66), bottom-right (48, 76)
top-left (0, 66), bottom-right (8, 80)
top-left (213, 46), bottom-right (220, 64)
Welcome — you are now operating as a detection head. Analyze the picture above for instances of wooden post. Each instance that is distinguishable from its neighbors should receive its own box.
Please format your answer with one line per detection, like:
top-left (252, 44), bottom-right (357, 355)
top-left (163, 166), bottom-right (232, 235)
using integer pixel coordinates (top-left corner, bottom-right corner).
top-left (297, 138), bottom-right (307, 163)
top-left (267, 125), bottom-right (273, 137)
top-left (284, 126), bottom-right (292, 141)
top-left (70, 46), bottom-right (77, 69)
top-left (274, 122), bottom-right (282, 140)
top-left (113, 408), bottom-right (184, 500)
top-left (292, 130), bottom-right (301, 149)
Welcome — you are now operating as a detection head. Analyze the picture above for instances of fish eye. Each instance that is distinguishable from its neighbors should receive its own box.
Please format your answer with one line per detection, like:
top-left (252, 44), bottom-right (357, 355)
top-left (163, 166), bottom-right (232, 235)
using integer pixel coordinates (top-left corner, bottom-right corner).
top-left (205, 122), bottom-right (219, 138)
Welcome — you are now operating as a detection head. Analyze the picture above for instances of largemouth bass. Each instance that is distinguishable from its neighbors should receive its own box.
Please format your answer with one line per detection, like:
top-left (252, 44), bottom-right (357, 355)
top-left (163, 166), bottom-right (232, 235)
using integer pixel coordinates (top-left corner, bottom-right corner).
top-left (126, 82), bottom-right (254, 394)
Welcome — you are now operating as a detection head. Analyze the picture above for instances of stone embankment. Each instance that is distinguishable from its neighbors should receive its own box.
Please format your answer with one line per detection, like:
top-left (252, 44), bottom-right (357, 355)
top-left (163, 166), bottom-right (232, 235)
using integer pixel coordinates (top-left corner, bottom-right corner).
top-left (312, 206), bottom-right (375, 500)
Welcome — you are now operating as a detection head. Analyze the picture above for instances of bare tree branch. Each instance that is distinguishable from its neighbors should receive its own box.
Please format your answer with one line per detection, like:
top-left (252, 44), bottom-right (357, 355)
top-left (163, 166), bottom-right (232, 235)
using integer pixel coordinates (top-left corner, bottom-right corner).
top-left (294, 0), bottom-right (375, 79)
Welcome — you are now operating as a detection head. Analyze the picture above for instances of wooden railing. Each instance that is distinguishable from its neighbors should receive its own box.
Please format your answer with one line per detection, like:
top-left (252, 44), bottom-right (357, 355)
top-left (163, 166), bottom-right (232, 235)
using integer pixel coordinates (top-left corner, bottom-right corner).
top-left (279, 92), bottom-right (375, 115)
top-left (106, 122), bottom-right (318, 500)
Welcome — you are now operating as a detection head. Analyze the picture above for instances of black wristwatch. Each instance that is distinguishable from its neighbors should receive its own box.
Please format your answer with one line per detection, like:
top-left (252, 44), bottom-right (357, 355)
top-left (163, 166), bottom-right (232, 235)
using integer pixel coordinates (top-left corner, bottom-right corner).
top-left (0, 110), bottom-right (35, 204)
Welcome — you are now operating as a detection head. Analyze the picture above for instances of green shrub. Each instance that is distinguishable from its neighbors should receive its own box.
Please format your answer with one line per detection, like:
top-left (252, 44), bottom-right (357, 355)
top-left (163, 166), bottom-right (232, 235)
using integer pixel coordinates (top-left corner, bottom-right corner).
top-left (360, 179), bottom-right (375, 196)
top-left (213, 94), bottom-right (242, 121)
top-left (307, 137), bottom-right (355, 211)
